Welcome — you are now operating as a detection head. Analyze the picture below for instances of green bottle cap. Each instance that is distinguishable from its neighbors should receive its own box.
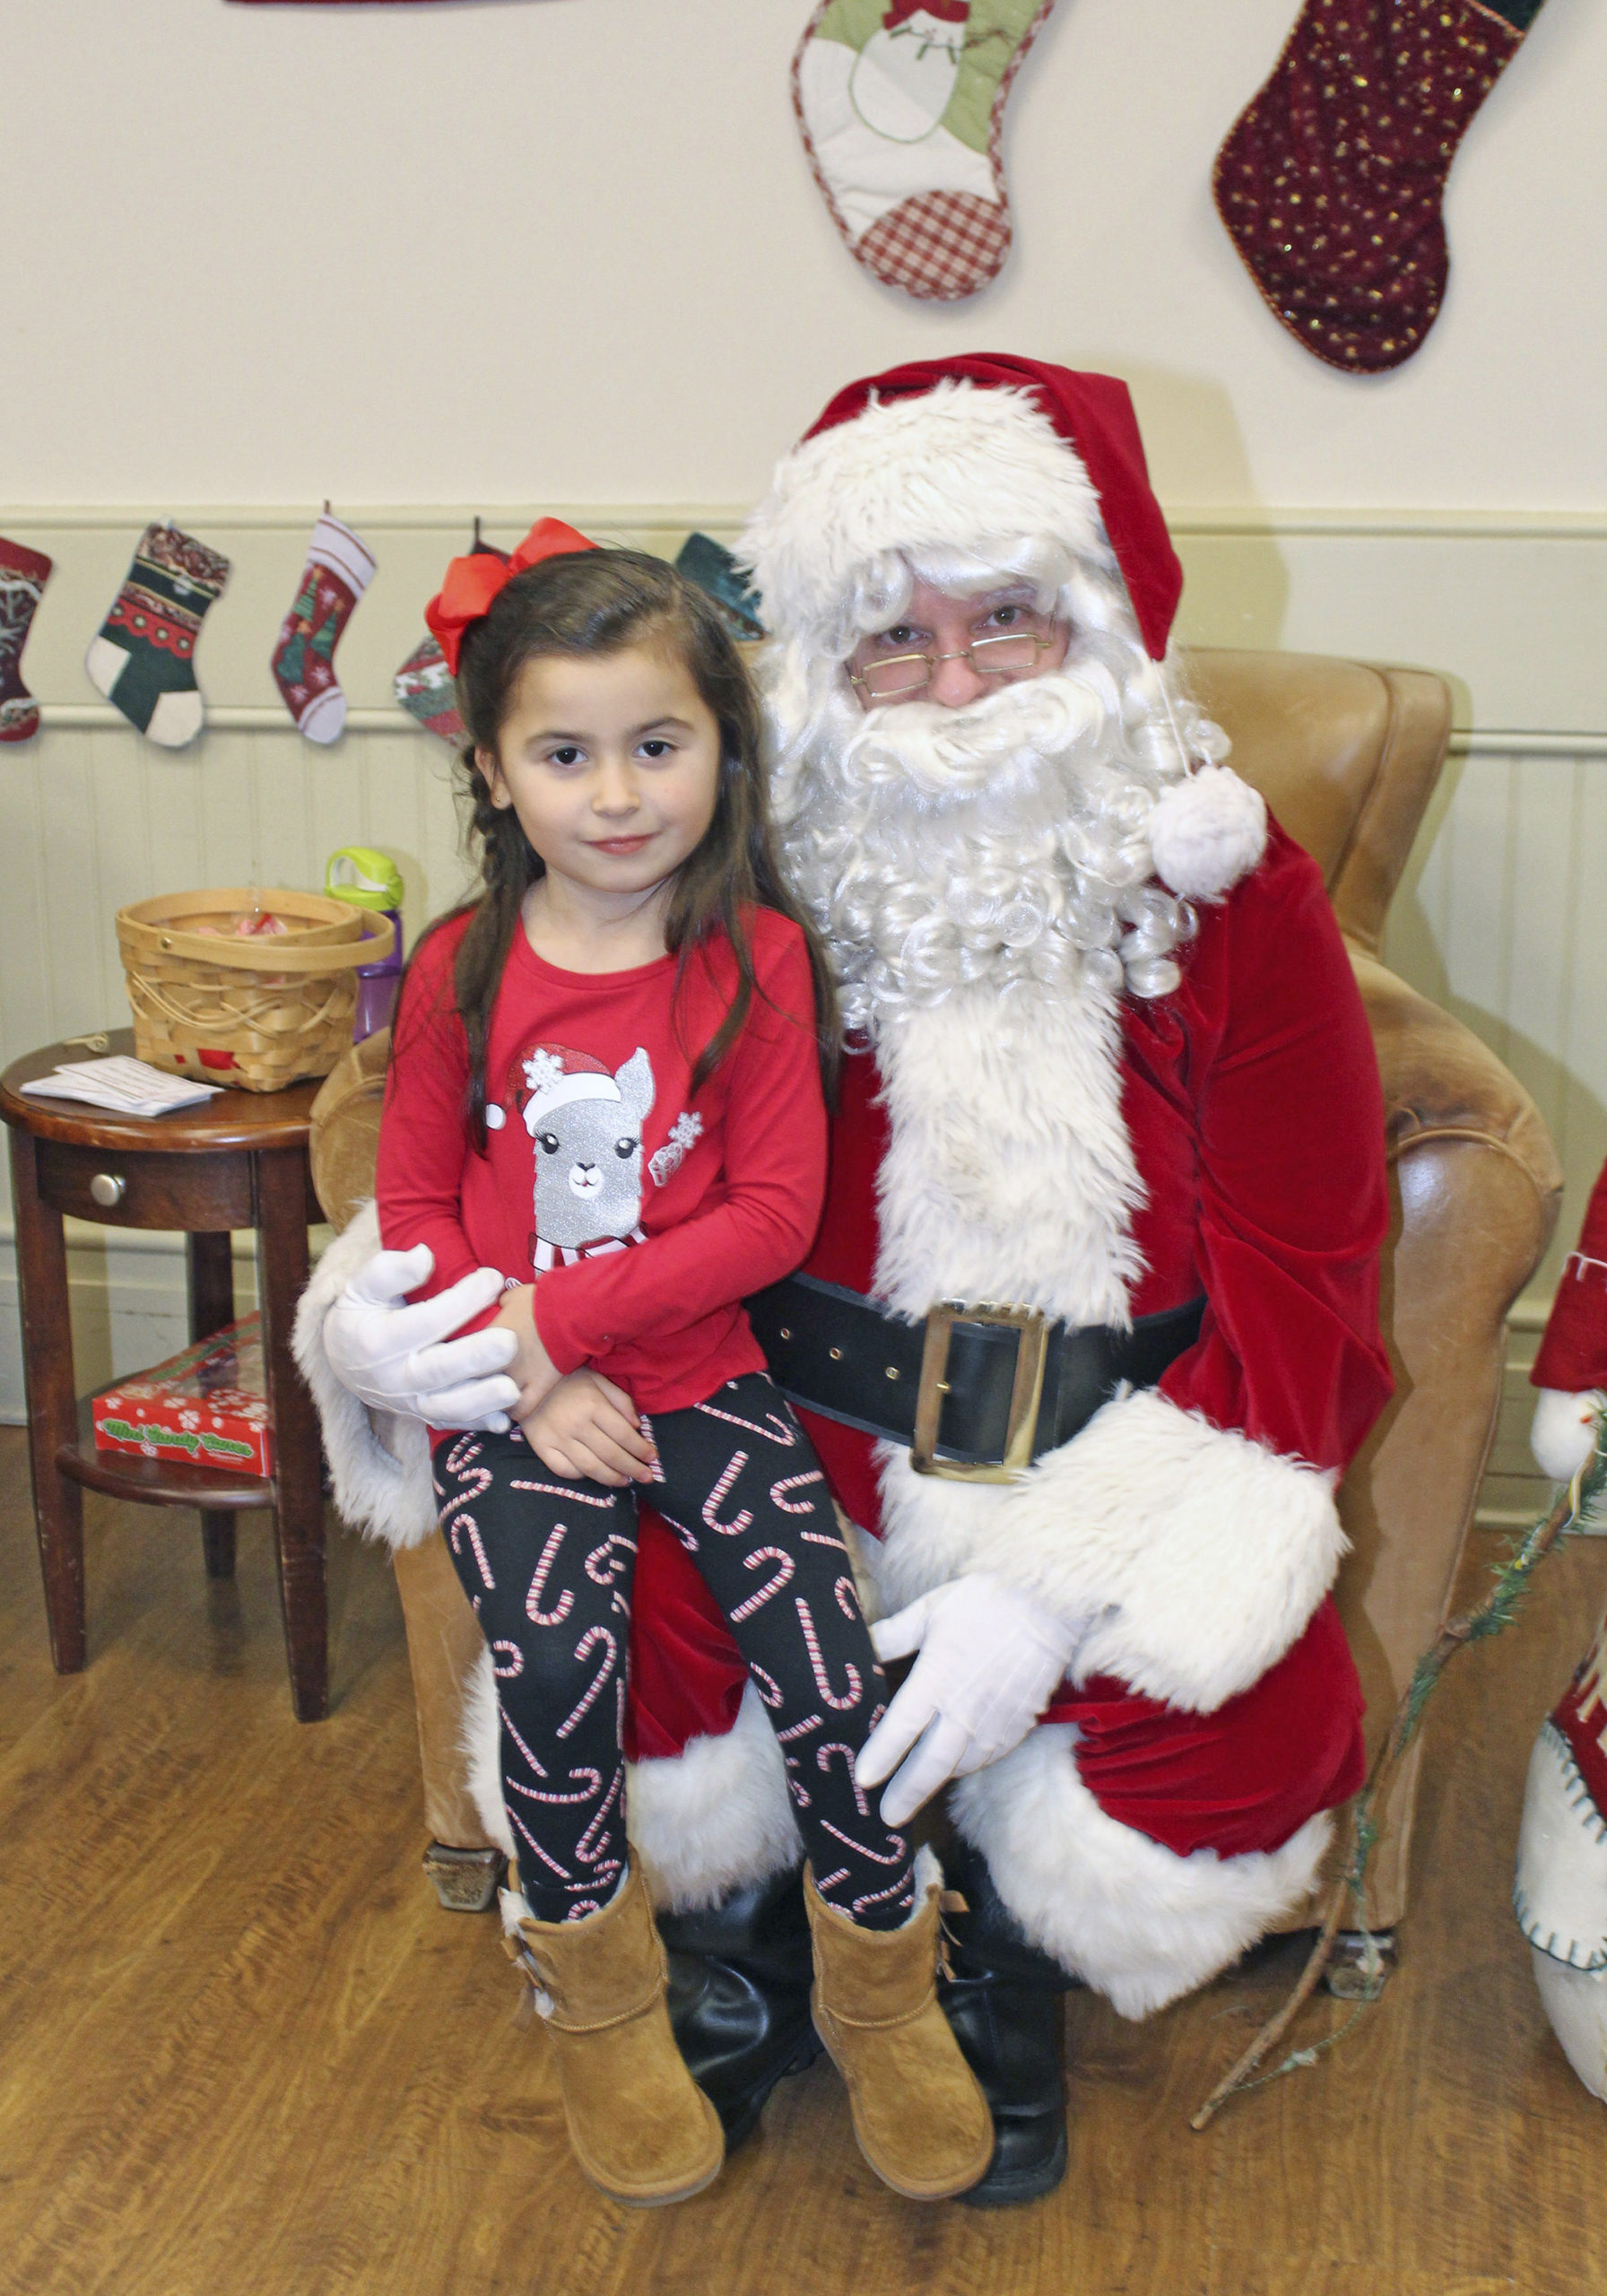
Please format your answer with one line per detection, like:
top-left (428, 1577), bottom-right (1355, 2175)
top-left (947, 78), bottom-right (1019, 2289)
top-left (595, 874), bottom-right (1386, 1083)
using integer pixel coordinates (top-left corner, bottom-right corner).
top-left (326, 847), bottom-right (404, 912)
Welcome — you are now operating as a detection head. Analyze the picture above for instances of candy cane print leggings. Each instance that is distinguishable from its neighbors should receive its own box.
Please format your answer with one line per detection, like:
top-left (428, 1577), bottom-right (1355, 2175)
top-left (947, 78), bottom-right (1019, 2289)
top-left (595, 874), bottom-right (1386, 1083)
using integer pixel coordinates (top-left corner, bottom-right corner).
top-left (432, 1371), bottom-right (916, 1927)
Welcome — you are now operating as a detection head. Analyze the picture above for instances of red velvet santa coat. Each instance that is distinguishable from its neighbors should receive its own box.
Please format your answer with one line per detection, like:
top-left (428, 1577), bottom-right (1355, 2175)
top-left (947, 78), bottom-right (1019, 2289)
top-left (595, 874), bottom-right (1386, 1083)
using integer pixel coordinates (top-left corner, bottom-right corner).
top-left (626, 821), bottom-right (1391, 1865)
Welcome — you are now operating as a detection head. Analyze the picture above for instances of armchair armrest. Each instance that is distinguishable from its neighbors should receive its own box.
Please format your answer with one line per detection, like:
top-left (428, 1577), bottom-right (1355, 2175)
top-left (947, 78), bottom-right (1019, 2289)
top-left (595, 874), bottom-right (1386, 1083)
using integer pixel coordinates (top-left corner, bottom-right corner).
top-left (1351, 944), bottom-right (1563, 1231)
top-left (308, 1025), bottom-right (389, 1234)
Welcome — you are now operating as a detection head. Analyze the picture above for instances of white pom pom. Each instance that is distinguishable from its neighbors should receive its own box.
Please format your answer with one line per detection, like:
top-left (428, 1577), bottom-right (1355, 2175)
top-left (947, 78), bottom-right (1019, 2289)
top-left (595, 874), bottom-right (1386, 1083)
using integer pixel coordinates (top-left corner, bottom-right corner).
top-left (1149, 765), bottom-right (1268, 900)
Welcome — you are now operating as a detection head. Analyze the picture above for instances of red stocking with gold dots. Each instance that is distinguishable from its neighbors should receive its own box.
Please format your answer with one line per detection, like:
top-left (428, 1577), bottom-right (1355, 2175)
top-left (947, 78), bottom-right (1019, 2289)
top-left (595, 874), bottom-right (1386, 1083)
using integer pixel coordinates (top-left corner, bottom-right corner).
top-left (1213, 0), bottom-right (1547, 374)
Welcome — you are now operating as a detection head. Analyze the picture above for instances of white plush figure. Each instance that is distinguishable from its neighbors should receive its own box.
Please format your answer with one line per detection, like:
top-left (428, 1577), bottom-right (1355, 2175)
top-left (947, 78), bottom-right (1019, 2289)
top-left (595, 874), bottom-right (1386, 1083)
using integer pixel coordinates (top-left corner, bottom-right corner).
top-left (1516, 1156), bottom-right (1607, 2095)
top-left (1516, 1602), bottom-right (1607, 2100)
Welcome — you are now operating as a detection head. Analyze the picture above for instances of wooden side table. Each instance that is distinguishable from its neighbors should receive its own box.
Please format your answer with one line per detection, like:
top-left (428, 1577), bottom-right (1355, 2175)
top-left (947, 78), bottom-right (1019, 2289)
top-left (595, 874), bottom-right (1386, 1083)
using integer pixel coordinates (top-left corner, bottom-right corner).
top-left (2, 1031), bottom-right (331, 1720)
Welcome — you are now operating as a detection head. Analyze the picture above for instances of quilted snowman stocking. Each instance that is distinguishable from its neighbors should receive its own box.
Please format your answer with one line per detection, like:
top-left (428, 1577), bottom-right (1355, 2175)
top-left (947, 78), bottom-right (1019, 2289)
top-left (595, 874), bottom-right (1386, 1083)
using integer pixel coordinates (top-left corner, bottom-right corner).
top-left (1214, 0), bottom-right (1548, 373)
top-left (793, 0), bottom-right (1057, 301)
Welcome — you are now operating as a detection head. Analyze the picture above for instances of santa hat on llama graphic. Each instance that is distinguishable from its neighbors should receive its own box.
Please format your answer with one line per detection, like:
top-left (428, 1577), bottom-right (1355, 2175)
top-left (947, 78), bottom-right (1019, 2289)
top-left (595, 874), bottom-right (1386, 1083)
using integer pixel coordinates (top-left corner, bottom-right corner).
top-left (513, 1045), bottom-right (621, 1135)
top-left (741, 352), bottom-right (1265, 901)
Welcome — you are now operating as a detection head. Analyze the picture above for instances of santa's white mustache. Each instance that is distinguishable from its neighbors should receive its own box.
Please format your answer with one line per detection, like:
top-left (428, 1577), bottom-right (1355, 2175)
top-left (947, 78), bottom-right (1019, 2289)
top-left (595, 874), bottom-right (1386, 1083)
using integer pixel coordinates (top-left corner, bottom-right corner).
top-left (831, 657), bottom-right (1126, 804)
top-left (770, 647), bottom-right (1201, 1026)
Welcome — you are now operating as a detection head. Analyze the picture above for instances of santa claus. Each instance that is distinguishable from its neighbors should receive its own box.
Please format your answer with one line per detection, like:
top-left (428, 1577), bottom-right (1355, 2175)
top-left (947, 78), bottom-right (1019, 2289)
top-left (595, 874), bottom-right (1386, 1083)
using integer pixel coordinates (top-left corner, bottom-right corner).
top-left (296, 354), bottom-right (1394, 2205)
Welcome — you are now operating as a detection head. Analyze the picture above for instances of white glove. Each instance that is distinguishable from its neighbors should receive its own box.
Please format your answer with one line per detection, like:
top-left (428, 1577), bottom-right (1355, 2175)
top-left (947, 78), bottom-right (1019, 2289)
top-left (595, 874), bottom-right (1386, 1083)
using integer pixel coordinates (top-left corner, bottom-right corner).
top-left (1531, 1387), bottom-right (1605, 1484)
top-left (856, 1572), bottom-right (1088, 1828)
top-left (323, 1245), bottom-right (522, 1431)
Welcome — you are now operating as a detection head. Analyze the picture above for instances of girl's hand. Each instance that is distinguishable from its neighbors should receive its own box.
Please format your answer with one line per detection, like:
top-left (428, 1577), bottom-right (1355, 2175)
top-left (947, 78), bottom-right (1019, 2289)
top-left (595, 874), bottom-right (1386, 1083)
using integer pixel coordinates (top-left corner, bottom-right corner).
top-left (491, 1283), bottom-right (562, 1420)
top-left (518, 1371), bottom-right (657, 1487)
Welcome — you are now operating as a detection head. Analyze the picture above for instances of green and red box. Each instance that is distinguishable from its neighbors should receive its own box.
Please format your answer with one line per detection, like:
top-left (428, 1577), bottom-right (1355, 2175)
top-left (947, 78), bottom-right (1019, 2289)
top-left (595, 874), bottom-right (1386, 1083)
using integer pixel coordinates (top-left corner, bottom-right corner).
top-left (92, 1316), bottom-right (273, 1477)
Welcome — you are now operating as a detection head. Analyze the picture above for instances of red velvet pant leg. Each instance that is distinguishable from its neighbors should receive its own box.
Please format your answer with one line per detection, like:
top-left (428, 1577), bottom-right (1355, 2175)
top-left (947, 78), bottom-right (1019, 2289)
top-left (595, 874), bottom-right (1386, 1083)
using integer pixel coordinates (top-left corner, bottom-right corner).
top-left (1045, 1596), bottom-right (1366, 1858)
top-left (626, 1493), bottom-right (1365, 1866)
top-left (624, 1504), bottom-right (751, 1761)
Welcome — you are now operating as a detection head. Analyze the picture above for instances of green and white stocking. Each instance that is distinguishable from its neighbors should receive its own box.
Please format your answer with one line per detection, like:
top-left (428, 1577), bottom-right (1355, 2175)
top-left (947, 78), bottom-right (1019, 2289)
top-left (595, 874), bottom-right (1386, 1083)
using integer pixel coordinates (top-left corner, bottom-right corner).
top-left (792, 0), bottom-right (1057, 300)
top-left (86, 524), bottom-right (230, 750)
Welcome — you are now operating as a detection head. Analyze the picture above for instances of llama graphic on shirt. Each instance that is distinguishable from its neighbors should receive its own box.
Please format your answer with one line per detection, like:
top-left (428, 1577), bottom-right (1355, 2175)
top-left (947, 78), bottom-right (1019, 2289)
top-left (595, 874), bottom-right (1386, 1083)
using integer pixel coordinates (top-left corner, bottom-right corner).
top-left (512, 1043), bottom-right (655, 1273)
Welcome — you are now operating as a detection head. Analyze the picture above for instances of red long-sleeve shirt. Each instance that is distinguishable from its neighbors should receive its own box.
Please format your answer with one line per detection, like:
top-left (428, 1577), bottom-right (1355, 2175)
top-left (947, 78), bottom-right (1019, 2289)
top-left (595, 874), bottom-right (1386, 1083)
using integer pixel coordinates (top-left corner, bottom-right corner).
top-left (377, 905), bottom-right (827, 1413)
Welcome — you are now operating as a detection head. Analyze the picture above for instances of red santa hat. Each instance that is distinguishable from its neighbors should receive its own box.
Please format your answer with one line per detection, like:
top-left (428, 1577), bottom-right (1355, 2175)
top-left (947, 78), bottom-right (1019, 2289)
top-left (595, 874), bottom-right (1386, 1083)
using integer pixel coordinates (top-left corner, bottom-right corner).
top-left (741, 354), bottom-right (1185, 662)
top-left (745, 356), bottom-right (1267, 900)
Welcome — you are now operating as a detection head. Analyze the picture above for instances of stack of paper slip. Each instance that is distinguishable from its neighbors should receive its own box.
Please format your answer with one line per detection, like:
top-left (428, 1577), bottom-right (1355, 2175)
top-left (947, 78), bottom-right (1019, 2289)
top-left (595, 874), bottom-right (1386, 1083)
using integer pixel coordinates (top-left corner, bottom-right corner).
top-left (19, 1057), bottom-right (225, 1118)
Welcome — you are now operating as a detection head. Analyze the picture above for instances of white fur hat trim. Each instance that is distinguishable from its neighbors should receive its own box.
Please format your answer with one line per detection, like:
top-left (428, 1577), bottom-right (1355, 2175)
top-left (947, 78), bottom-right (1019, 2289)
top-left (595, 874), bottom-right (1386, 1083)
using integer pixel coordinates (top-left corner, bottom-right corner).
top-left (740, 380), bottom-right (1109, 655)
top-left (1149, 766), bottom-right (1268, 901)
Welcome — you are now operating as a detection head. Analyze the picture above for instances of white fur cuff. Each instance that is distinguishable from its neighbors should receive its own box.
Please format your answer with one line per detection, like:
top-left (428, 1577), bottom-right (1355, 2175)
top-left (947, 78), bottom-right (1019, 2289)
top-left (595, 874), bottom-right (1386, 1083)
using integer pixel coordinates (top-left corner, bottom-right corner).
top-left (628, 1683), bottom-right (804, 1913)
top-left (876, 1387), bottom-right (1345, 1714)
top-left (1010, 1388), bottom-right (1343, 1709)
top-left (291, 1199), bottom-right (439, 1551)
top-left (952, 1725), bottom-right (1331, 2019)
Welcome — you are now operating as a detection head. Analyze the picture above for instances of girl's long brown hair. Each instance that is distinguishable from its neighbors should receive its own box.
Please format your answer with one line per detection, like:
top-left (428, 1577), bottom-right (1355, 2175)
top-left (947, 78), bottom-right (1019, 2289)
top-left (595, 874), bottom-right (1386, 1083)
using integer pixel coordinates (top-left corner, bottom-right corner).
top-left (405, 548), bottom-right (839, 1151)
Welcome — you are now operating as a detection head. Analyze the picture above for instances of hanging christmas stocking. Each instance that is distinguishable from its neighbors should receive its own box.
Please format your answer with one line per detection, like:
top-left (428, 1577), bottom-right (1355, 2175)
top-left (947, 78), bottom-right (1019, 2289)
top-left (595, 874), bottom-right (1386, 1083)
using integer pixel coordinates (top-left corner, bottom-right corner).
top-left (393, 527), bottom-right (507, 745)
top-left (271, 509), bottom-right (378, 744)
top-left (393, 630), bottom-right (463, 745)
top-left (1214, 0), bottom-right (1548, 374)
top-left (86, 525), bottom-right (230, 749)
top-left (1, 537), bottom-right (52, 745)
top-left (793, 0), bottom-right (1057, 301)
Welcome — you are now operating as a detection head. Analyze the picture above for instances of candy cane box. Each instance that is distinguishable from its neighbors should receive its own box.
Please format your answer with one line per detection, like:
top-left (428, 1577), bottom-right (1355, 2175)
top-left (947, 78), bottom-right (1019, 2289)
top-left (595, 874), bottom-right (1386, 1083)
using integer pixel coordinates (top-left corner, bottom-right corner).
top-left (92, 1315), bottom-right (273, 1477)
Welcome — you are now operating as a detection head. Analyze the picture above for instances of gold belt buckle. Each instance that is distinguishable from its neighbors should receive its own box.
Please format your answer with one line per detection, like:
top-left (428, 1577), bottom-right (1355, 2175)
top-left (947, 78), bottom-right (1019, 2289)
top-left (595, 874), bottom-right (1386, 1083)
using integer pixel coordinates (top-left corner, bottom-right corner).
top-left (910, 1301), bottom-right (1049, 1483)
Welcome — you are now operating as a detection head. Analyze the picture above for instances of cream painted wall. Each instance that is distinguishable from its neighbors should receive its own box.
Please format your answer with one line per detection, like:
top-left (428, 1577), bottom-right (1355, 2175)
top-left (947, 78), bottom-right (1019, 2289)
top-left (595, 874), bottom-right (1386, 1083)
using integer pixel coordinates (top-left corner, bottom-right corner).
top-left (4, 0), bottom-right (1603, 512)
top-left (4, 3), bottom-right (1606, 1431)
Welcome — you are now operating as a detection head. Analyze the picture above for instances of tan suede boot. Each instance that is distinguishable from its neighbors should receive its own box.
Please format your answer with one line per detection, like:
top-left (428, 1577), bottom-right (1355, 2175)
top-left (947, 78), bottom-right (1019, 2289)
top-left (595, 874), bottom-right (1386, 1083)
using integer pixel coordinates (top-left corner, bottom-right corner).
top-left (805, 1860), bottom-right (994, 2201)
top-left (502, 1864), bottom-right (725, 2206)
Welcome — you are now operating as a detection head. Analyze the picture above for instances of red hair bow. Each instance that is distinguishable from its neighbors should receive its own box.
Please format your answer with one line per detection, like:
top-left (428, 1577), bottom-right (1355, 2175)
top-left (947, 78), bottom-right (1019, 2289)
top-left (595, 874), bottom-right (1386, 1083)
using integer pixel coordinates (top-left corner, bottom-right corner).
top-left (424, 517), bottom-right (597, 675)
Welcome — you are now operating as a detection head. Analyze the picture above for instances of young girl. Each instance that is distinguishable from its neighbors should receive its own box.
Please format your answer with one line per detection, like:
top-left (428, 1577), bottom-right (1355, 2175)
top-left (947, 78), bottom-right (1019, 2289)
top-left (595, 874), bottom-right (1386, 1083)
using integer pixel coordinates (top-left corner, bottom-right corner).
top-left (377, 527), bottom-right (990, 2208)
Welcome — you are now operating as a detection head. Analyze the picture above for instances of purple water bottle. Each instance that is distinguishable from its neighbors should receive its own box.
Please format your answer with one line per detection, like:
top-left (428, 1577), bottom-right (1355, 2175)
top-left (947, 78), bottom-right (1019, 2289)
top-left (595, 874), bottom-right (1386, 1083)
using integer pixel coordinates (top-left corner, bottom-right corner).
top-left (326, 847), bottom-right (404, 1041)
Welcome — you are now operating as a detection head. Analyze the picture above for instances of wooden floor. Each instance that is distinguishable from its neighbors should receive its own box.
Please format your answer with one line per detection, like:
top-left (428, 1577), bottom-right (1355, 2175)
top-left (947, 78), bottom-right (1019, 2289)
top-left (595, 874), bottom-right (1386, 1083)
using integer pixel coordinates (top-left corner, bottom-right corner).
top-left (3, 1424), bottom-right (1606, 2296)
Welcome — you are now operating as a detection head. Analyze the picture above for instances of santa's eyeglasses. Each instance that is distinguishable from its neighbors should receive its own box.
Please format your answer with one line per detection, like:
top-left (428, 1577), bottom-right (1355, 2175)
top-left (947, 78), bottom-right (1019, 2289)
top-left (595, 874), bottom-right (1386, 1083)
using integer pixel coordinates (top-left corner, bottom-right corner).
top-left (848, 628), bottom-right (1058, 700)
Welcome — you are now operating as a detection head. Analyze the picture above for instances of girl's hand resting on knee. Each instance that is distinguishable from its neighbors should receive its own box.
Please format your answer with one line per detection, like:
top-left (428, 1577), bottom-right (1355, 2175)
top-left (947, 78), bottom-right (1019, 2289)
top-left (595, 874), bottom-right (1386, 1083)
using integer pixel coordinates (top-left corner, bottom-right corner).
top-left (518, 1370), bottom-right (658, 1487)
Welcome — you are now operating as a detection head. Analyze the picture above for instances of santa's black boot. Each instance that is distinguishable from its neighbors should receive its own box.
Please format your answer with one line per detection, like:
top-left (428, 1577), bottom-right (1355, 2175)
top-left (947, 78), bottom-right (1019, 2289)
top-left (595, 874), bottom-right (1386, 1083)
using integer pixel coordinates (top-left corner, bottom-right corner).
top-left (940, 1838), bottom-right (1073, 2207)
top-left (658, 1866), bottom-right (822, 2151)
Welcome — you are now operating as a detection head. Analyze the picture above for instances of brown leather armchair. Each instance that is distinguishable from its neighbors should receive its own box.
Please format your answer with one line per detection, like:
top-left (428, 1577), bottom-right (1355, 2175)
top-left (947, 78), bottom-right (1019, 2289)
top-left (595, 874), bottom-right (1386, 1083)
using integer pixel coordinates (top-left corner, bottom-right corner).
top-left (308, 648), bottom-right (1563, 1932)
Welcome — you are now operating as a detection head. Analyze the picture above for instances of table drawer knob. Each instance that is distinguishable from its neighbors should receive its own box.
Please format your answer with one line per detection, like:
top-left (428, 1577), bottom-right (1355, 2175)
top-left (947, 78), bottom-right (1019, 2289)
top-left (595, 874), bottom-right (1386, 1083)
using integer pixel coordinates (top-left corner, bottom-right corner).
top-left (90, 1172), bottom-right (126, 1208)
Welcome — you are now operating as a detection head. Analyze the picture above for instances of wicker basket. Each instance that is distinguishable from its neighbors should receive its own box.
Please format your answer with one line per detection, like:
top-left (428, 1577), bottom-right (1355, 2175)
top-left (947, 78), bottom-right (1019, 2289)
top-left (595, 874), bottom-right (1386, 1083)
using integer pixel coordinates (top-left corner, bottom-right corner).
top-left (116, 887), bottom-right (397, 1094)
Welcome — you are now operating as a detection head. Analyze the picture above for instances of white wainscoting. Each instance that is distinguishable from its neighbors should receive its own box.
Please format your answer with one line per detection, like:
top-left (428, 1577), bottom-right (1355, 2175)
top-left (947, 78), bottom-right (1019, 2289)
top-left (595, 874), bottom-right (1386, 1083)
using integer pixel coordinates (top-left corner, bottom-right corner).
top-left (0, 712), bottom-right (467, 1416)
top-left (1384, 730), bottom-right (1607, 1304)
top-left (3, 506), bottom-right (1604, 1422)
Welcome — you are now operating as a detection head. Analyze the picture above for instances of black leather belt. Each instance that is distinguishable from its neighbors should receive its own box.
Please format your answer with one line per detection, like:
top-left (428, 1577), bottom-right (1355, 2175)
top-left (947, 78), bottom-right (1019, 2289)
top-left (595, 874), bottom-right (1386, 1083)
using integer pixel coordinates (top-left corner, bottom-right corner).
top-left (744, 1274), bottom-right (1205, 1483)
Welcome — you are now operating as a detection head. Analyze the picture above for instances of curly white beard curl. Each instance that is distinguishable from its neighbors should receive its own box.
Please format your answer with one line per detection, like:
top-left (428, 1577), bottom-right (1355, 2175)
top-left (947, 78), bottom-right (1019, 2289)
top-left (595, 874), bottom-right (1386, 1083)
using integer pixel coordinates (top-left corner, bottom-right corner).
top-left (763, 546), bottom-right (1229, 1037)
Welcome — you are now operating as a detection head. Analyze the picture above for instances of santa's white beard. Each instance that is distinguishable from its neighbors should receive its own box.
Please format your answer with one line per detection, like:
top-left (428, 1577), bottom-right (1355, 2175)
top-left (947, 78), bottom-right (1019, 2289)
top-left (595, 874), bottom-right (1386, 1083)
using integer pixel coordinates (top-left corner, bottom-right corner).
top-left (773, 657), bottom-right (1191, 1035)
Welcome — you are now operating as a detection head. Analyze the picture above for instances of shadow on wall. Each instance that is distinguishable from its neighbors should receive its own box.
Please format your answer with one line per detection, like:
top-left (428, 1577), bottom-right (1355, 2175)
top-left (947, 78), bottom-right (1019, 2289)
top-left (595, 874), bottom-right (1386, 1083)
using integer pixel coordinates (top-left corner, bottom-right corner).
top-left (1093, 361), bottom-right (1291, 653)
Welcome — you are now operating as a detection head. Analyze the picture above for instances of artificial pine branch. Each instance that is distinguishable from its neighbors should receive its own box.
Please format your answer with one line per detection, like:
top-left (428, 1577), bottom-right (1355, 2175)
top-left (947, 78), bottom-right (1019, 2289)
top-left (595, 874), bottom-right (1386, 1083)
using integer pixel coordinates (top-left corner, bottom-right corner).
top-left (1190, 1424), bottom-right (1607, 2133)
